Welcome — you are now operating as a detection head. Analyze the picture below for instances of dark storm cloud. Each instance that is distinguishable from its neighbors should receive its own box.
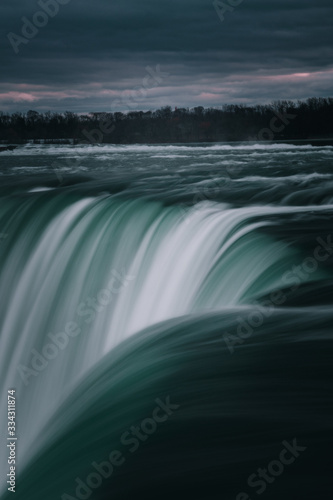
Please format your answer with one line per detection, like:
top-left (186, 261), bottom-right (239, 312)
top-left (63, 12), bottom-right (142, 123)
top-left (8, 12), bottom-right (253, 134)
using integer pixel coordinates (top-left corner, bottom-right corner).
top-left (0, 0), bottom-right (332, 111)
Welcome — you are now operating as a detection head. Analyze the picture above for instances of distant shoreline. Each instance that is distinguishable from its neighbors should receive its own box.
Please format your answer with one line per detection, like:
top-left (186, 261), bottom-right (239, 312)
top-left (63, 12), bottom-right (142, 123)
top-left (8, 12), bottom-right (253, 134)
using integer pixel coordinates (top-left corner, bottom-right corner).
top-left (1, 98), bottom-right (332, 145)
top-left (1, 138), bottom-right (333, 148)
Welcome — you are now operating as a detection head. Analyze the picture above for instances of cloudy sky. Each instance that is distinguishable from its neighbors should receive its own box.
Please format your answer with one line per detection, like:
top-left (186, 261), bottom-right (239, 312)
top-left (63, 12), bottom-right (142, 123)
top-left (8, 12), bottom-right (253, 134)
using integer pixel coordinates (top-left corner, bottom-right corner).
top-left (1, 0), bottom-right (332, 112)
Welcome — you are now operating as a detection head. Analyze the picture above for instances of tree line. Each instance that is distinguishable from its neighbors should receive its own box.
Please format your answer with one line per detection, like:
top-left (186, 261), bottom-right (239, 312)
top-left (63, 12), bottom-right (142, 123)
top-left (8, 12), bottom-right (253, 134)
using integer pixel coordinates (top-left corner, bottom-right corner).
top-left (0, 97), bottom-right (332, 144)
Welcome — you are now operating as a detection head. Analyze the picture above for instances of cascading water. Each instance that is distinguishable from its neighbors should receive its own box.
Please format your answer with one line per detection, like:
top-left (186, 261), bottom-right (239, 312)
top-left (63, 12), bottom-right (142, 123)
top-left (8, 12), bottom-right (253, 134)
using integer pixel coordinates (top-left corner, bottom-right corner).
top-left (1, 143), bottom-right (333, 500)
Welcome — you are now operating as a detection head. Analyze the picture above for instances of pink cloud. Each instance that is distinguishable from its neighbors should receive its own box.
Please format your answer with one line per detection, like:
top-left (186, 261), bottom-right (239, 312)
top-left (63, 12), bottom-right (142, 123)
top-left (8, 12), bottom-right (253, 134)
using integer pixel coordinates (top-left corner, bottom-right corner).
top-left (0, 92), bottom-right (38, 102)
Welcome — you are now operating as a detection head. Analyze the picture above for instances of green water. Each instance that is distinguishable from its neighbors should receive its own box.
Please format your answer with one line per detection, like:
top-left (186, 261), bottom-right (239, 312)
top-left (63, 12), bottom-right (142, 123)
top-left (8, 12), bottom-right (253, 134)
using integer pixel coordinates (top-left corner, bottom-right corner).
top-left (0, 143), bottom-right (333, 499)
